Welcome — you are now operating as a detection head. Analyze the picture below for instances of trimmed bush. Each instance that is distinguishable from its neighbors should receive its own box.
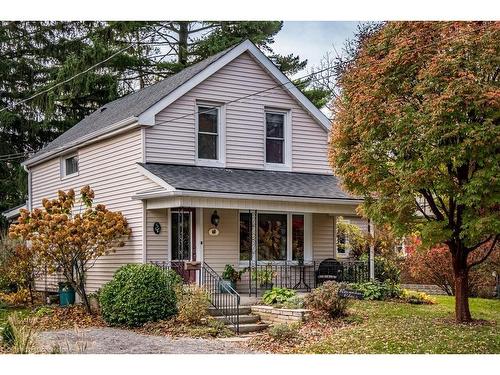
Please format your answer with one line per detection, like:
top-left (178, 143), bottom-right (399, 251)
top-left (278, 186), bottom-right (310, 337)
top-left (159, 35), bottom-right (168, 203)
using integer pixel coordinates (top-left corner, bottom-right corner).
top-left (99, 264), bottom-right (181, 327)
top-left (305, 281), bottom-right (349, 318)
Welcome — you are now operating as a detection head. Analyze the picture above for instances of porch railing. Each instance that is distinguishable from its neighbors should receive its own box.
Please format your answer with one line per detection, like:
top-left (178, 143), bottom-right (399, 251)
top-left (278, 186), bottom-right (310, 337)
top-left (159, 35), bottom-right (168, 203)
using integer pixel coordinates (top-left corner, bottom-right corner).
top-left (246, 260), bottom-right (369, 296)
top-left (150, 261), bottom-right (240, 334)
top-left (200, 262), bottom-right (240, 333)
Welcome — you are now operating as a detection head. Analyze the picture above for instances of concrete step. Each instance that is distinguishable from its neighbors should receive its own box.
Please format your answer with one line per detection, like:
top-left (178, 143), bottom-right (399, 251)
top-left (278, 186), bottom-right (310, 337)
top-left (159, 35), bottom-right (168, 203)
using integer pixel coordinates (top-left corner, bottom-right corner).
top-left (230, 323), bottom-right (269, 334)
top-left (208, 306), bottom-right (251, 316)
top-left (213, 314), bottom-right (260, 324)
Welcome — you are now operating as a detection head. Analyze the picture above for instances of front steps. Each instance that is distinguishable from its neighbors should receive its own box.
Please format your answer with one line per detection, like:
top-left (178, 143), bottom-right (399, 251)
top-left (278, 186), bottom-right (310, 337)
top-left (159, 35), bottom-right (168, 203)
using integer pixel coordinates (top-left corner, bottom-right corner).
top-left (208, 306), bottom-right (268, 334)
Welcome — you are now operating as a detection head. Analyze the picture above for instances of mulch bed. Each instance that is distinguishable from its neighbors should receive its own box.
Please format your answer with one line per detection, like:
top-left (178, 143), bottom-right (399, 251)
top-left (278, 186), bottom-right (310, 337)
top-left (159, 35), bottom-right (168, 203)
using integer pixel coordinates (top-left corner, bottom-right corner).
top-left (247, 311), bottom-right (358, 353)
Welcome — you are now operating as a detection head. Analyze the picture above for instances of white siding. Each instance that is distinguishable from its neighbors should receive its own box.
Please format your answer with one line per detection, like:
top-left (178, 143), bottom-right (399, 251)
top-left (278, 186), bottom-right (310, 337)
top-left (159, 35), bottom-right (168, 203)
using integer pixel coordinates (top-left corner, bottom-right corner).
top-left (145, 209), bottom-right (169, 262)
top-left (146, 52), bottom-right (331, 174)
top-left (202, 208), bottom-right (239, 275)
top-left (30, 129), bottom-right (160, 292)
top-left (313, 213), bottom-right (335, 262)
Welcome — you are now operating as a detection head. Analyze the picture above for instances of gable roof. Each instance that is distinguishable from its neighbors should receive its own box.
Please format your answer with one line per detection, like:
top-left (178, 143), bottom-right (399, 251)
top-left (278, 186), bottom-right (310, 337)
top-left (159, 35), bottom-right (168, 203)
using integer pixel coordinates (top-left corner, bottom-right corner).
top-left (137, 163), bottom-right (359, 201)
top-left (24, 40), bottom-right (330, 167)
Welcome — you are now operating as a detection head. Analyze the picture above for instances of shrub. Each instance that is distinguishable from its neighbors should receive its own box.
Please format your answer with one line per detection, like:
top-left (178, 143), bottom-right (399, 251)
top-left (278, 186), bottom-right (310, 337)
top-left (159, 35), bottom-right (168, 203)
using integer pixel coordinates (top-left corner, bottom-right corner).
top-left (304, 281), bottom-right (349, 318)
top-left (359, 254), bottom-right (401, 283)
top-left (401, 289), bottom-right (435, 305)
top-left (1, 319), bottom-right (15, 347)
top-left (350, 281), bottom-right (402, 301)
top-left (0, 289), bottom-right (30, 306)
top-left (176, 285), bottom-right (210, 325)
top-left (281, 296), bottom-right (305, 309)
top-left (404, 244), bottom-right (499, 297)
top-left (186, 319), bottom-right (233, 338)
top-left (1, 313), bottom-right (38, 353)
top-left (262, 287), bottom-right (296, 305)
top-left (99, 264), bottom-right (181, 327)
top-left (268, 322), bottom-right (301, 341)
top-left (33, 306), bottom-right (54, 317)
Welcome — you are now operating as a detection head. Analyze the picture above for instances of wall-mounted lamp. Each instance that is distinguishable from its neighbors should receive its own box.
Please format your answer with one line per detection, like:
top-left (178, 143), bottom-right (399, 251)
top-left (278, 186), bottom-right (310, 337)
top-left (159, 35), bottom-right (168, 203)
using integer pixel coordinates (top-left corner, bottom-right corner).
top-left (211, 210), bottom-right (220, 227)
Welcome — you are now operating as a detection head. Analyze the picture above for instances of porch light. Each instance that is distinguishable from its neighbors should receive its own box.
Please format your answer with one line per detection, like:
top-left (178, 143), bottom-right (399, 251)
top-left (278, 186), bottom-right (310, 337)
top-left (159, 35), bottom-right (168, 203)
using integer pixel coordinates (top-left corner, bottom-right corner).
top-left (211, 210), bottom-right (220, 227)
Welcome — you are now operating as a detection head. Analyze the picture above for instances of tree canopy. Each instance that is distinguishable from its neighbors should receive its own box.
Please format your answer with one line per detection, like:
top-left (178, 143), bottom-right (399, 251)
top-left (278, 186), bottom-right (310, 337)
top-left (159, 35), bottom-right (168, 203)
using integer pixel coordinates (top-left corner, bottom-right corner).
top-left (329, 21), bottom-right (499, 322)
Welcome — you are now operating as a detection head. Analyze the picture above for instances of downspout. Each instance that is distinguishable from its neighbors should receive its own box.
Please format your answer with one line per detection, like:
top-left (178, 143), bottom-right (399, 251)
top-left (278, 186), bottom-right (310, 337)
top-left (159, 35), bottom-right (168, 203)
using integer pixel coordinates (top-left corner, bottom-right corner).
top-left (368, 219), bottom-right (375, 281)
top-left (24, 165), bottom-right (32, 211)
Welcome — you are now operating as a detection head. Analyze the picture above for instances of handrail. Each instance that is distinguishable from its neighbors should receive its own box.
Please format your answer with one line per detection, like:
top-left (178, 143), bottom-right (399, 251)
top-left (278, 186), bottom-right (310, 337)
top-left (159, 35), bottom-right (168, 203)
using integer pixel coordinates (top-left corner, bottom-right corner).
top-left (200, 261), bottom-right (241, 334)
top-left (150, 260), bottom-right (241, 334)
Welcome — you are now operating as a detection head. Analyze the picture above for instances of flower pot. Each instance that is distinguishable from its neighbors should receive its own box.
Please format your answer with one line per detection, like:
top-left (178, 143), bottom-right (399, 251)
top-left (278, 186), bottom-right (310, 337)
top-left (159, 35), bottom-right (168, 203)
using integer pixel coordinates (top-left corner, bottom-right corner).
top-left (58, 282), bottom-right (75, 306)
top-left (220, 279), bottom-right (235, 293)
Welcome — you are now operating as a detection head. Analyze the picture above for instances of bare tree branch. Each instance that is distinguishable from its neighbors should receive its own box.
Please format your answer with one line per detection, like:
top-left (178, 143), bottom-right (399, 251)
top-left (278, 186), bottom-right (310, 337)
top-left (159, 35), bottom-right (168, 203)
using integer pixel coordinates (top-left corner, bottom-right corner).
top-left (468, 234), bottom-right (499, 270)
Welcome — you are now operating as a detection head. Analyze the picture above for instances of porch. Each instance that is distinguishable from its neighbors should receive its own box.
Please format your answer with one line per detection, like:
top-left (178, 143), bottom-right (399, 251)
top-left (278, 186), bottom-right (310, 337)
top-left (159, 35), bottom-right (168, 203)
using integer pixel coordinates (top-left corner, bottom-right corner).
top-left (150, 259), bottom-right (369, 296)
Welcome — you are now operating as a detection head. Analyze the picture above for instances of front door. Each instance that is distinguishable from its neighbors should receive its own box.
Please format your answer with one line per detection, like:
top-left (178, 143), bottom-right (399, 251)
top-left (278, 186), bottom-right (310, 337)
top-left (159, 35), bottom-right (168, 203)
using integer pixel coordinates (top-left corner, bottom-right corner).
top-left (171, 208), bottom-right (196, 282)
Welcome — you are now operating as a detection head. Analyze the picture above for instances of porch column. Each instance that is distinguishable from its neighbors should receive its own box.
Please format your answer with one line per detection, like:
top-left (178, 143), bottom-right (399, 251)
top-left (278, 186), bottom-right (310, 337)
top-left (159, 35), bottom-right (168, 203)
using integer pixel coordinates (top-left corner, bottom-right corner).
top-left (368, 219), bottom-right (375, 281)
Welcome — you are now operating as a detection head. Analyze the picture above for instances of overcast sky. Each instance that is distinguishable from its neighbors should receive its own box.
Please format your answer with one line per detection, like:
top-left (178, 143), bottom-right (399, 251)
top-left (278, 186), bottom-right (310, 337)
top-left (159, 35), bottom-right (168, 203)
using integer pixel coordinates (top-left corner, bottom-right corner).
top-left (273, 21), bottom-right (361, 76)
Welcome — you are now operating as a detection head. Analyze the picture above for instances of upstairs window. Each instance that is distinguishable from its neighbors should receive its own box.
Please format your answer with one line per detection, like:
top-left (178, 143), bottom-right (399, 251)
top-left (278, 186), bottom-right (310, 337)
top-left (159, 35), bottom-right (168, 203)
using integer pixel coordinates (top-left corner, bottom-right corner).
top-left (265, 112), bottom-right (285, 164)
top-left (61, 154), bottom-right (79, 178)
top-left (197, 105), bottom-right (219, 161)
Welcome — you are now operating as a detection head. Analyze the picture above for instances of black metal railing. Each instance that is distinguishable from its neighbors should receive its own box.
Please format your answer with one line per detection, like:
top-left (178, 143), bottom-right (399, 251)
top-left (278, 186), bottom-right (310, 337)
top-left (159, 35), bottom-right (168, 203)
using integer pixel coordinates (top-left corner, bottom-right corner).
top-left (200, 262), bottom-right (240, 334)
top-left (150, 260), bottom-right (241, 334)
top-left (247, 261), bottom-right (316, 296)
top-left (246, 260), bottom-right (369, 296)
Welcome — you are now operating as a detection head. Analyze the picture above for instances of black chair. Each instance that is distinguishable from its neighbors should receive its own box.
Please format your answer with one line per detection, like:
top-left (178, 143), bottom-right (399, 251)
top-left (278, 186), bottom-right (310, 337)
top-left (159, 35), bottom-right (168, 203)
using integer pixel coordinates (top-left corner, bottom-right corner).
top-left (315, 258), bottom-right (343, 286)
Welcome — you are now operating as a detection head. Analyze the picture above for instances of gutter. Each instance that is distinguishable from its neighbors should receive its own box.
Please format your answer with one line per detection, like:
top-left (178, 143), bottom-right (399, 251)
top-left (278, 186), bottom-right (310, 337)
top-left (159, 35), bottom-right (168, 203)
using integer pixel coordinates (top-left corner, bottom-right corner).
top-left (22, 116), bottom-right (140, 168)
top-left (132, 189), bottom-right (364, 205)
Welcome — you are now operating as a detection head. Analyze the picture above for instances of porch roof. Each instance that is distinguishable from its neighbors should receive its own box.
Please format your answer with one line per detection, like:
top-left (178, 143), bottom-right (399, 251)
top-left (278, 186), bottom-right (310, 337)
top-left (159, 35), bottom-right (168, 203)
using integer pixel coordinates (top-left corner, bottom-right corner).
top-left (137, 162), bottom-right (361, 201)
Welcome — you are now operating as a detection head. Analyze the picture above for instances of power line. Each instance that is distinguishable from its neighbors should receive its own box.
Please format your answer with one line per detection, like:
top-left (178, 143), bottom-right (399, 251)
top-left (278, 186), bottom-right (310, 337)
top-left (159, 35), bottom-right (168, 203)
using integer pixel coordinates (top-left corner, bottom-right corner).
top-left (0, 32), bottom-right (155, 114)
top-left (0, 22), bottom-right (492, 162)
top-left (0, 154), bottom-right (26, 162)
top-left (1, 22), bottom-right (486, 116)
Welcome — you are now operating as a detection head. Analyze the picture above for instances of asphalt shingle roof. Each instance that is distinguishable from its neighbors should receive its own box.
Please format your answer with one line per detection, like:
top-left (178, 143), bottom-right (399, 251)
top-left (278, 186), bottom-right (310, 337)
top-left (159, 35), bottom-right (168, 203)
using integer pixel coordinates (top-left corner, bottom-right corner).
top-left (27, 45), bottom-right (239, 162)
top-left (139, 163), bottom-right (359, 201)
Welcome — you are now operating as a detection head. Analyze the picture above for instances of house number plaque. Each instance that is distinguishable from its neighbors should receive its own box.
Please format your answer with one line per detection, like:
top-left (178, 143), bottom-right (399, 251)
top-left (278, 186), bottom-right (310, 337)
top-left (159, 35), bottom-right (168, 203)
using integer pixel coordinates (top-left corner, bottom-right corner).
top-left (153, 222), bottom-right (161, 234)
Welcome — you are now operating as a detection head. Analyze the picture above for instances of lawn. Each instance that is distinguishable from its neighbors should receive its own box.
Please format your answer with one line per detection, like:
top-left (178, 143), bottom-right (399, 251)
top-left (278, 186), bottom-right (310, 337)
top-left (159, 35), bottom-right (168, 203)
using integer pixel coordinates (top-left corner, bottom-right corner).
top-left (295, 296), bottom-right (500, 354)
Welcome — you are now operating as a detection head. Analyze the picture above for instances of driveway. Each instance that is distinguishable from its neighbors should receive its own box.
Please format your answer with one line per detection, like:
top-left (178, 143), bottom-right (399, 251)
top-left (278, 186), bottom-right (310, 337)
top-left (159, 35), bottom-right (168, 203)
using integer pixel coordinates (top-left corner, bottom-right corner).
top-left (38, 327), bottom-right (256, 354)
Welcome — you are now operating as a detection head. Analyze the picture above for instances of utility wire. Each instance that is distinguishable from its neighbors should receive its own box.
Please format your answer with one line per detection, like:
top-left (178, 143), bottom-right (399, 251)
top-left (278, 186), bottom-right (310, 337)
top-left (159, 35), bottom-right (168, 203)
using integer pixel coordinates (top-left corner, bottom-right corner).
top-left (0, 22), bottom-right (492, 162)
top-left (1, 22), bottom-right (487, 116)
top-left (0, 33), bottom-right (155, 114)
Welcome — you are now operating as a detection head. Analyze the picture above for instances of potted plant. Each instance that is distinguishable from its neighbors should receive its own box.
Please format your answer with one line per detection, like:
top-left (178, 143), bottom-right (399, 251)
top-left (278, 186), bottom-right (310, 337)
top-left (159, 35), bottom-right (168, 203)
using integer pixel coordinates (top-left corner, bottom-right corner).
top-left (251, 267), bottom-right (276, 290)
top-left (220, 264), bottom-right (245, 293)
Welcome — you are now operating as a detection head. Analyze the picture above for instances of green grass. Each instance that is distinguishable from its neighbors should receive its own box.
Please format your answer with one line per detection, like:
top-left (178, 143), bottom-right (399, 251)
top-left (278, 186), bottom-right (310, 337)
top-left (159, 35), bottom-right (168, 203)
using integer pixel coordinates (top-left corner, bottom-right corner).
top-left (297, 296), bottom-right (500, 354)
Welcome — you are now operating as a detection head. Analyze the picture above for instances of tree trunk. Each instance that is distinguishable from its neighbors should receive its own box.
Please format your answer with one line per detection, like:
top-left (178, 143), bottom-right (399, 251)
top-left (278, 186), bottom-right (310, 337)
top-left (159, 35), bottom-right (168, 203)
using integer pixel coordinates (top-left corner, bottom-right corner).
top-left (178, 21), bottom-right (188, 66)
top-left (451, 252), bottom-right (472, 323)
top-left (73, 280), bottom-right (92, 315)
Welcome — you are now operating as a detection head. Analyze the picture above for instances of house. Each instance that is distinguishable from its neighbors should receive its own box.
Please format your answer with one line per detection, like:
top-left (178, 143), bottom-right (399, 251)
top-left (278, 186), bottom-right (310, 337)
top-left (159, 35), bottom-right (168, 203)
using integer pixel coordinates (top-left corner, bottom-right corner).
top-left (22, 39), bottom-right (374, 298)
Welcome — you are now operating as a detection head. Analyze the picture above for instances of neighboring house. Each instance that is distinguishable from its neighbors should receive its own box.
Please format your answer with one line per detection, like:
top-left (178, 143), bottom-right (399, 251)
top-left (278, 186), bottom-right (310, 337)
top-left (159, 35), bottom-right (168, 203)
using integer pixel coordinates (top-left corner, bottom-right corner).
top-left (1, 203), bottom-right (27, 224)
top-left (22, 39), bottom-right (372, 295)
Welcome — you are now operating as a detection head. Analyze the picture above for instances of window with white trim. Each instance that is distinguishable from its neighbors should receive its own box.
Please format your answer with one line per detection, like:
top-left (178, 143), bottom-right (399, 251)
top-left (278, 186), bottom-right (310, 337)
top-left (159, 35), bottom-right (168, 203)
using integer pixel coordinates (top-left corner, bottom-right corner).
top-left (265, 111), bottom-right (285, 164)
top-left (239, 211), bottom-right (309, 262)
top-left (197, 105), bottom-right (219, 161)
top-left (61, 154), bottom-right (79, 178)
